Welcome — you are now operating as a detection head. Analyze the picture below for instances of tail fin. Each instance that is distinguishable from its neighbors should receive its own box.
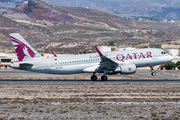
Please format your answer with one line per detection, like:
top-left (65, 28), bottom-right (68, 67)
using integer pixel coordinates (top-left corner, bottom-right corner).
top-left (10, 33), bottom-right (42, 62)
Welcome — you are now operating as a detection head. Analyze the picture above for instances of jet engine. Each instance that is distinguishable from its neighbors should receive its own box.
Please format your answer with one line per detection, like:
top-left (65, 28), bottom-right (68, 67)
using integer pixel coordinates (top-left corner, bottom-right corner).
top-left (107, 63), bottom-right (136, 75)
top-left (119, 63), bottom-right (136, 74)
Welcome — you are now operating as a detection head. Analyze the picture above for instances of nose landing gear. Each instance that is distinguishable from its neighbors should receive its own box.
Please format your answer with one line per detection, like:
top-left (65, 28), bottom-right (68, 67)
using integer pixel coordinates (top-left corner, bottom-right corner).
top-left (150, 66), bottom-right (156, 76)
top-left (151, 72), bottom-right (156, 76)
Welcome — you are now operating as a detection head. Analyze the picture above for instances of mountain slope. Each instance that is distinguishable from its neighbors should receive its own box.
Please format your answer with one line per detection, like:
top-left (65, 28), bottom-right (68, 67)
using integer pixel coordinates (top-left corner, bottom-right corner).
top-left (1, 0), bottom-right (180, 20)
top-left (1, 1), bottom-right (180, 54)
top-left (41, 0), bottom-right (180, 20)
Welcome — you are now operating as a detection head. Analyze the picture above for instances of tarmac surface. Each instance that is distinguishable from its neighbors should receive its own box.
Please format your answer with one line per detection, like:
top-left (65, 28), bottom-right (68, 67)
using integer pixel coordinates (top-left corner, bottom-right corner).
top-left (0, 69), bottom-right (180, 83)
top-left (137, 70), bottom-right (180, 80)
top-left (0, 79), bottom-right (179, 83)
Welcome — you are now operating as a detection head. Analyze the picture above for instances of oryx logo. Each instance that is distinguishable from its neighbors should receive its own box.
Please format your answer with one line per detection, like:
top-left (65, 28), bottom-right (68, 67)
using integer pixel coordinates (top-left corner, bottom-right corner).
top-left (10, 36), bottom-right (36, 62)
top-left (128, 67), bottom-right (132, 72)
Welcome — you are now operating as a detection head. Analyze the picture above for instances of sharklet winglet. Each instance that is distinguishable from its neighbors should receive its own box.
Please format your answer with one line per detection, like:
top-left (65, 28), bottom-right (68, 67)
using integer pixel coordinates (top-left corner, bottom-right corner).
top-left (51, 50), bottom-right (57, 57)
top-left (95, 46), bottom-right (103, 57)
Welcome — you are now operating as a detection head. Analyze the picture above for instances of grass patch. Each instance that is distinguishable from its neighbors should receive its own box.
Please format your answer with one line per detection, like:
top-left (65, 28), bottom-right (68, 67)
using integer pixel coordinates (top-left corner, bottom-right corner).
top-left (105, 108), bottom-right (110, 115)
top-left (22, 106), bottom-right (29, 111)
top-left (47, 107), bottom-right (57, 112)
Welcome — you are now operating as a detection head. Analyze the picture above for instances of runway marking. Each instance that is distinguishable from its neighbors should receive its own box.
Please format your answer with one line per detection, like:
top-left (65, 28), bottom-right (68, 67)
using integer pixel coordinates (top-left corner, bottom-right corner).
top-left (0, 104), bottom-right (180, 108)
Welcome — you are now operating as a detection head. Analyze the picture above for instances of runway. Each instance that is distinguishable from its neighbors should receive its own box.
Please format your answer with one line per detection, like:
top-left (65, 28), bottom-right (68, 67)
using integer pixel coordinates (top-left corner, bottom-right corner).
top-left (0, 79), bottom-right (180, 83)
top-left (0, 69), bottom-right (180, 83)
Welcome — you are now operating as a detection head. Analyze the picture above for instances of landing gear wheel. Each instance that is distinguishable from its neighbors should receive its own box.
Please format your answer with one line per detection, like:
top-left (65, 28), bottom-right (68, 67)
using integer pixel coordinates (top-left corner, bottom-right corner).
top-left (151, 72), bottom-right (156, 76)
top-left (101, 75), bottom-right (108, 81)
top-left (91, 75), bottom-right (97, 81)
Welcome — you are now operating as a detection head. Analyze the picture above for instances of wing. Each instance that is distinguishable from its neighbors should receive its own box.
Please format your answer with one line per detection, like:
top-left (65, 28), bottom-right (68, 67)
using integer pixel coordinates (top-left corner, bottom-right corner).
top-left (95, 46), bottom-right (119, 73)
top-left (83, 46), bottom-right (136, 74)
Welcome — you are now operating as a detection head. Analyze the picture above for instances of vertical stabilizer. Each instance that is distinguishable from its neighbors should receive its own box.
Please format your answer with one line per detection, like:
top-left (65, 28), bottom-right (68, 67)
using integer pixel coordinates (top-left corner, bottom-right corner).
top-left (10, 33), bottom-right (42, 62)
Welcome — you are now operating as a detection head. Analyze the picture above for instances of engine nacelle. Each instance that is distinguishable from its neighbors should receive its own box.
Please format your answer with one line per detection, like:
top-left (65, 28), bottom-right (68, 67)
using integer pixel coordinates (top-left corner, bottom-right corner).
top-left (107, 63), bottom-right (136, 75)
top-left (119, 63), bottom-right (136, 74)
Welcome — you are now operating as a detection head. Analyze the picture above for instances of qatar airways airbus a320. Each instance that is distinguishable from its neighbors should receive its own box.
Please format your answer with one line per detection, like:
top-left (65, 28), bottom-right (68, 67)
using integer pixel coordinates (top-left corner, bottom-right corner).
top-left (9, 33), bottom-right (173, 81)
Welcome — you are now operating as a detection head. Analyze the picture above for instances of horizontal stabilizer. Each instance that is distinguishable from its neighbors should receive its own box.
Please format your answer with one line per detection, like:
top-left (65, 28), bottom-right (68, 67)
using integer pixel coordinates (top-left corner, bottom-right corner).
top-left (19, 63), bottom-right (34, 69)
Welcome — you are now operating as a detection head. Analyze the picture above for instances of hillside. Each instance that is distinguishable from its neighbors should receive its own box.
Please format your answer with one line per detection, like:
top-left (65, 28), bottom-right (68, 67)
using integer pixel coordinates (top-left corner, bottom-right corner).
top-left (41, 0), bottom-right (180, 21)
top-left (1, 0), bottom-right (180, 20)
top-left (1, 1), bottom-right (180, 54)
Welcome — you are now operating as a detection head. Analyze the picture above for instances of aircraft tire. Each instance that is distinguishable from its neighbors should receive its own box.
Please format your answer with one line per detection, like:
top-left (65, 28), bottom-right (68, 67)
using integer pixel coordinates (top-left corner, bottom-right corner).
top-left (91, 75), bottom-right (97, 81)
top-left (151, 72), bottom-right (156, 76)
top-left (101, 75), bottom-right (108, 81)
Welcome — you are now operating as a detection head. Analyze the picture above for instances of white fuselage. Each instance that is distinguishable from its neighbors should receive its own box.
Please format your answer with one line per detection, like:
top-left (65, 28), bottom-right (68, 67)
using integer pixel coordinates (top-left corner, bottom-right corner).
top-left (10, 48), bottom-right (173, 74)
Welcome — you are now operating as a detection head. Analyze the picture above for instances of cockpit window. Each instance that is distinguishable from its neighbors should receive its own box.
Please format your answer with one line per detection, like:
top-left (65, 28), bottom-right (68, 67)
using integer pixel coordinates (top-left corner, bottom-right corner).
top-left (161, 52), bottom-right (166, 54)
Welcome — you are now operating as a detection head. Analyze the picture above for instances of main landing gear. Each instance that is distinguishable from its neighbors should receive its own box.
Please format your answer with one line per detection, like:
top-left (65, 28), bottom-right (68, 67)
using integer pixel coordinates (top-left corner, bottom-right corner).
top-left (91, 74), bottom-right (97, 81)
top-left (150, 66), bottom-right (156, 76)
top-left (91, 73), bottom-right (108, 81)
top-left (101, 75), bottom-right (108, 81)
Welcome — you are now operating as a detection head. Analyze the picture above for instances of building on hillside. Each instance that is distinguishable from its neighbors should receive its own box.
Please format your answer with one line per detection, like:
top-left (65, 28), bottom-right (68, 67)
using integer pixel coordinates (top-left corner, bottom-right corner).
top-left (161, 44), bottom-right (180, 49)
top-left (138, 18), bottom-right (142, 21)
top-left (149, 43), bottom-right (161, 48)
top-left (0, 53), bottom-right (17, 68)
top-left (98, 46), bottom-right (111, 52)
top-left (167, 49), bottom-right (180, 64)
top-left (167, 49), bottom-right (179, 57)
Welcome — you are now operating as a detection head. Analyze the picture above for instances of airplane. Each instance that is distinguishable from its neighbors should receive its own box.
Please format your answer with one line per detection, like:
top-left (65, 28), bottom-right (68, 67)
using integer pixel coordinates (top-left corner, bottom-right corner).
top-left (9, 33), bottom-right (173, 81)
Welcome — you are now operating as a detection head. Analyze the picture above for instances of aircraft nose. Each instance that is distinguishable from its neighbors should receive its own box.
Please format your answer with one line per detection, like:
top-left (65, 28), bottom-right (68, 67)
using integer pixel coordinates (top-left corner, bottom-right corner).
top-left (167, 55), bottom-right (173, 61)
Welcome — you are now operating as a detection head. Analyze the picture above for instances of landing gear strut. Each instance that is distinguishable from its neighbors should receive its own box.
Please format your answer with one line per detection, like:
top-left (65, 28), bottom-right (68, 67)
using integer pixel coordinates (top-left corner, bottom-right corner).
top-left (150, 66), bottom-right (156, 76)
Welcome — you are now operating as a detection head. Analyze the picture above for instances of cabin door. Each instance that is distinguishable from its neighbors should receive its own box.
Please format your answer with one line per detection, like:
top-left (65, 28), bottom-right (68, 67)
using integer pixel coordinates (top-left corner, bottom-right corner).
top-left (44, 60), bottom-right (50, 72)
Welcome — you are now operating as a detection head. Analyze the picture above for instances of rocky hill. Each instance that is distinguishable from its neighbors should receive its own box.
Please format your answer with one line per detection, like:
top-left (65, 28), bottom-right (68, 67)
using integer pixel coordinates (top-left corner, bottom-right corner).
top-left (1, 0), bottom-right (180, 54)
top-left (42, 0), bottom-right (180, 21)
top-left (1, 0), bottom-right (180, 20)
